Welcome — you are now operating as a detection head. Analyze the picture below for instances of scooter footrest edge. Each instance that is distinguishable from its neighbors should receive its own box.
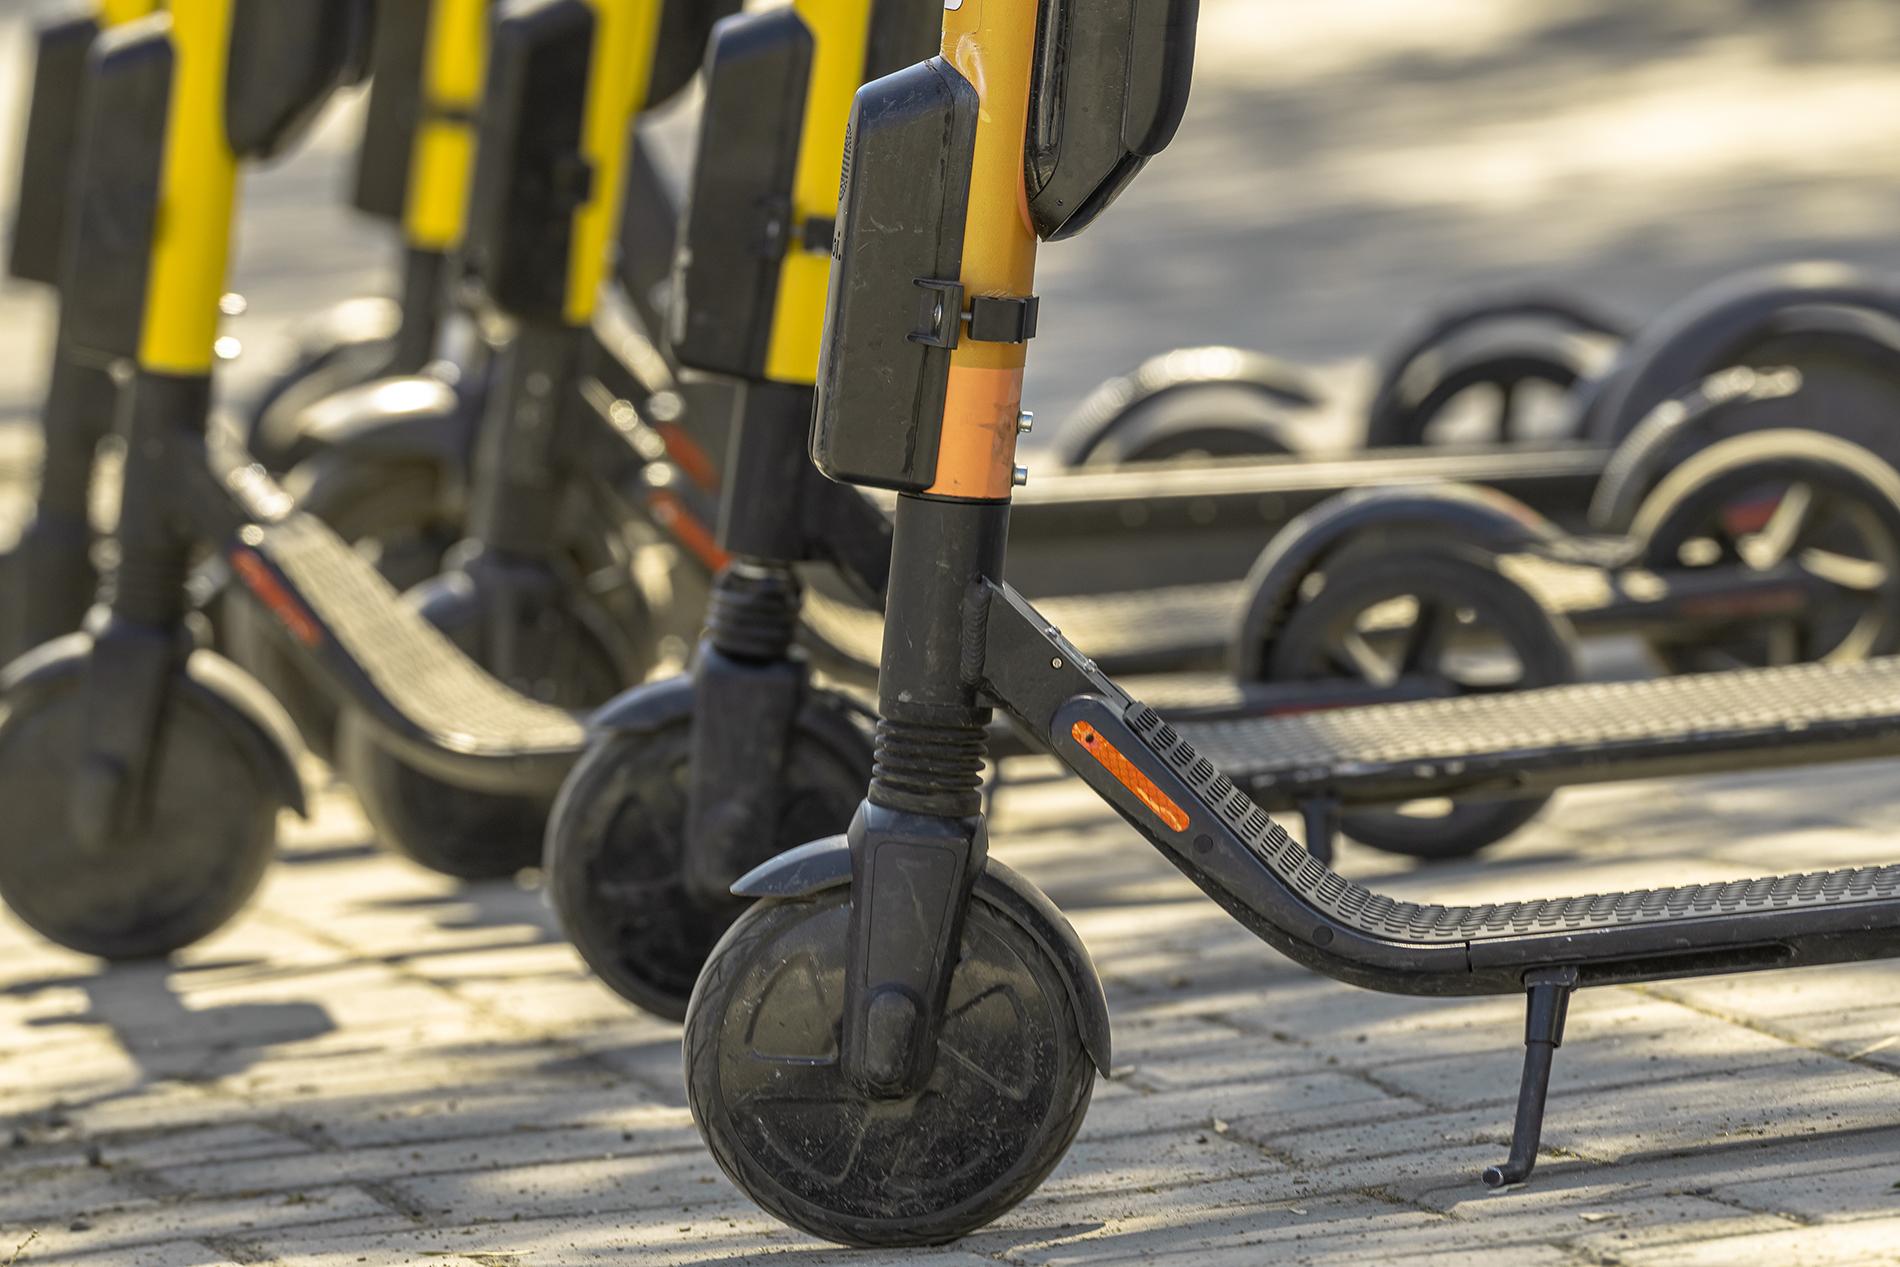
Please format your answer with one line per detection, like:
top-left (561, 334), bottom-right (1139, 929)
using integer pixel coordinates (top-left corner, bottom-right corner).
top-left (1184, 657), bottom-right (1900, 810)
top-left (1125, 702), bottom-right (1900, 957)
top-left (240, 516), bottom-right (586, 758)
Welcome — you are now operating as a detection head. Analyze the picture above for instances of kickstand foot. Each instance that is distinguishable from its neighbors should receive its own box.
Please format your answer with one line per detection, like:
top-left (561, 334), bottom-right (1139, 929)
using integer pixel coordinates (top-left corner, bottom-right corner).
top-left (1299, 796), bottom-right (1340, 868)
top-left (1483, 965), bottom-right (1578, 1189)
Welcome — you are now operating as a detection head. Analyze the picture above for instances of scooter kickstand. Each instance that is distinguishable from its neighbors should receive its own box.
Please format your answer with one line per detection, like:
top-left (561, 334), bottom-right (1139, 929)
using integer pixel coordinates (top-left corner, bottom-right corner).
top-left (1484, 965), bottom-right (1579, 1189)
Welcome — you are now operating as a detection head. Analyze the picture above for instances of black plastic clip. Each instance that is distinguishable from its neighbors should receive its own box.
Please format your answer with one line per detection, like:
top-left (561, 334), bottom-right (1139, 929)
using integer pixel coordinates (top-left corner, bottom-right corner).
top-left (800, 215), bottom-right (836, 253)
top-left (908, 278), bottom-right (1040, 350)
top-left (967, 294), bottom-right (1039, 344)
top-left (1484, 965), bottom-right (1579, 1189)
top-left (551, 152), bottom-right (595, 209)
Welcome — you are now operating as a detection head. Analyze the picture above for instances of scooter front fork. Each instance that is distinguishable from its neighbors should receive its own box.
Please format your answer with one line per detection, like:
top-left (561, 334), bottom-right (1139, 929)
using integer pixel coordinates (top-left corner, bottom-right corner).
top-left (680, 381), bottom-right (824, 907)
top-left (842, 494), bottom-right (1008, 1097)
top-left (681, 561), bottom-right (806, 907)
top-left (70, 370), bottom-right (205, 850)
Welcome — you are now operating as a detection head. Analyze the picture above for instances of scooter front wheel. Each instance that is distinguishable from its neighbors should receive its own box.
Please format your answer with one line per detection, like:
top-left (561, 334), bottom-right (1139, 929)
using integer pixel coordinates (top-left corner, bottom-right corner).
top-left (546, 690), bottom-right (869, 1020)
top-left (0, 651), bottom-right (282, 959)
top-left (685, 877), bottom-right (1095, 1247)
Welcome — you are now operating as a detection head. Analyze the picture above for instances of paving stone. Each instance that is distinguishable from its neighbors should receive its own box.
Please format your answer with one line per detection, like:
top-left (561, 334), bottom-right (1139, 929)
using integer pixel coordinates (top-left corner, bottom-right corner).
top-left (0, 1186), bottom-right (398, 1261)
top-left (1611, 1216), bottom-right (1900, 1266)
top-left (159, 1119), bottom-right (702, 1201)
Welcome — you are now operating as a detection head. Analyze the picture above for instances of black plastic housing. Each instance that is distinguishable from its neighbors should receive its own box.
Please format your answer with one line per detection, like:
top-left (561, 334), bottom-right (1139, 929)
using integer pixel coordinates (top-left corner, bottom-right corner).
top-left (669, 9), bottom-right (813, 378)
top-left (862, 0), bottom-right (944, 81)
top-left (1025, 0), bottom-right (1198, 240)
top-left (811, 60), bottom-right (979, 493)
top-left (650, 0), bottom-right (744, 109)
top-left (225, 0), bottom-right (372, 160)
top-left (61, 22), bottom-right (172, 360)
top-left (8, 15), bottom-right (100, 286)
top-left (461, 0), bottom-right (594, 323)
top-left (349, 0), bottom-right (433, 222)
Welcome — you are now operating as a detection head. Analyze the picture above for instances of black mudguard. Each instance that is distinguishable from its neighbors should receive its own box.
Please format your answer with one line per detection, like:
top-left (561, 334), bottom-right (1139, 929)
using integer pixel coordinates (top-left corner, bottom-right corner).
top-left (290, 373), bottom-right (472, 468)
top-left (579, 663), bottom-right (696, 737)
top-left (1580, 262), bottom-right (1900, 446)
top-left (0, 633), bottom-right (306, 818)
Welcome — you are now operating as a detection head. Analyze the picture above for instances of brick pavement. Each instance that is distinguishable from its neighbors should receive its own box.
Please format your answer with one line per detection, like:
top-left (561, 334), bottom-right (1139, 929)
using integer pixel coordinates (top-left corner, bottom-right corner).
top-left (3, 762), bottom-right (1899, 1265)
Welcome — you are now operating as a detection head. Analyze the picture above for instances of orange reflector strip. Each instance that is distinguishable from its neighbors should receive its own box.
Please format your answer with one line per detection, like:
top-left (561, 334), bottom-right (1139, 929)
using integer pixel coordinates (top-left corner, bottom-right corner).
top-left (649, 490), bottom-right (731, 572)
top-left (656, 423), bottom-right (721, 492)
top-left (1072, 720), bottom-right (1189, 833)
top-left (231, 549), bottom-right (323, 648)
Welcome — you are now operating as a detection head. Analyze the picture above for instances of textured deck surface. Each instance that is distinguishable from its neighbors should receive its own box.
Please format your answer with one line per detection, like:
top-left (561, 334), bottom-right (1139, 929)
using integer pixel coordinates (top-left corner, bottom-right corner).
top-left (255, 517), bottom-right (583, 753)
top-left (1190, 656), bottom-right (1900, 792)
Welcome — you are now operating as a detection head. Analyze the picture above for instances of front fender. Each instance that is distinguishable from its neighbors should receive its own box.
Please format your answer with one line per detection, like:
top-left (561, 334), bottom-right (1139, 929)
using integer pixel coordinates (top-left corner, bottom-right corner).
top-left (0, 635), bottom-right (305, 817)
top-left (1581, 261), bottom-right (1900, 445)
top-left (1229, 483), bottom-right (1560, 680)
top-left (294, 373), bottom-right (473, 467)
top-left (584, 671), bottom-right (697, 738)
top-left (731, 838), bottom-right (1114, 1076)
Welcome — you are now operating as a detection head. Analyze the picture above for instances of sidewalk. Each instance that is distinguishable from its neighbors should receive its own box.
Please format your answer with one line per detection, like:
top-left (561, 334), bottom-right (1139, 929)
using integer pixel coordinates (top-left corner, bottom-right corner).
top-left (4, 758), bottom-right (1899, 1265)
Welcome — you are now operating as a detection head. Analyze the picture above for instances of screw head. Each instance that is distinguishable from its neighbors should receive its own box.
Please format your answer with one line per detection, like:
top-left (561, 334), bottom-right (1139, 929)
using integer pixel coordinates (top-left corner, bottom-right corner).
top-left (1012, 464), bottom-right (1030, 487)
top-left (1017, 410), bottom-right (1035, 435)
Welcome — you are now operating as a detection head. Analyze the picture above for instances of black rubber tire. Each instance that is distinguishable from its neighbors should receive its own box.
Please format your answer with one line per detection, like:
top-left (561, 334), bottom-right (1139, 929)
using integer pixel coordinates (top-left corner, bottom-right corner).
top-left (1363, 324), bottom-right (1607, 449)
top-left (222, 456), bottom-right (459, 763)
top-left (546, 689), bottom-right (871, 1021)
top-left (243, 300), bottom-right (400, 472)
top-left (1630, 429), bottom-right (1900, 674)
top-left (0, 666), bottom-right (278, 959)
top-left (1264, 549), bottom-right (1579, 858)
top-left (685, 877), bottom-right (1095, 1247)
top-left (1061, 347), bottom-right (1317, 469)
top-left (1586, 366), bottom-right (1801, 535)
top-left (1070, 383), bottom-right (1301, 467)
top-left (337, 564), bottom-right (646, 880)
top-left (1587, 299), bottom-right (1900, 475)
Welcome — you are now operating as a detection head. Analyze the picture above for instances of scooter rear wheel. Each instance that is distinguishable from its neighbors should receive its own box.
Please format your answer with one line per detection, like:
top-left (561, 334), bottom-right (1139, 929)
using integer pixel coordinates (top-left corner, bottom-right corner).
top-left (0, 656), bottom-right (279, 959)
top-left (1062, 347), bottom-right (1315, 468)
top-left (546, 690), bottom-right (869, 1020)
top-left (242, 297), bottom-right (401, 471)
top-left (686, 879), bottom-right (1094, 1247)
top-left (1264, 548), bottom-right (1579, 858)
top-left (1631, 429), bottom-right (1900, 673)
top-left (337, 561), bottom-right (644, 880)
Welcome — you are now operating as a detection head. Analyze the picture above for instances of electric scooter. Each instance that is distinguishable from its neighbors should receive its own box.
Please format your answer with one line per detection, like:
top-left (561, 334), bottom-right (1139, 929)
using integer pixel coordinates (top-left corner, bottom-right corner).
top-left (0, 0), bottom-right (703, 959)
top-left (2, 0), bottom-right (162, 665)
top-left (677, 1), bottom-right (1900, 1246)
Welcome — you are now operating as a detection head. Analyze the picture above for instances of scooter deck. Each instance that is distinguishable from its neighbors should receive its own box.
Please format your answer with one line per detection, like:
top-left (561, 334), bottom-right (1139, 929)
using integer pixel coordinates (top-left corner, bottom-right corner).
top-left (1184, 656), bottom-right (1900, 810)
top-left (235, 516), bottom-right (585, 788)
top-left (986, 585), bottom-right (1900, 996)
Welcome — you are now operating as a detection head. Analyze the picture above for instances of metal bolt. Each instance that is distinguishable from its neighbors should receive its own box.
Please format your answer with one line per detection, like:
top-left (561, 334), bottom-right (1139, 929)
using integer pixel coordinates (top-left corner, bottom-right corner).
top-left (1017, 410), bottom-right (1035, 435)
top-left (1012, 464), bottom-right (1029, 487)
